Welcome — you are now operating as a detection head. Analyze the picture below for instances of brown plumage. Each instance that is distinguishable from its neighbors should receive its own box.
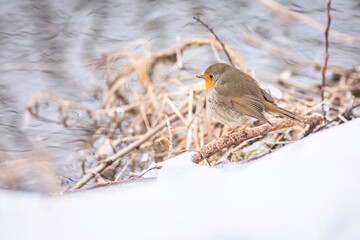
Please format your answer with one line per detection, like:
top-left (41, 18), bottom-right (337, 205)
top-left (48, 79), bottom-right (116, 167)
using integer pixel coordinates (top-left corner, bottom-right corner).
top-left (197, 63), bottom-right (304, 127)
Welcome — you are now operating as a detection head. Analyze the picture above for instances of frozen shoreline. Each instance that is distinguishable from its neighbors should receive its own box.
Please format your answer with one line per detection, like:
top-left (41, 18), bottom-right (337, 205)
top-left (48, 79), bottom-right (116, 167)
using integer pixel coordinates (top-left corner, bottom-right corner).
top-left (1, 119), bottom-right (360, 240)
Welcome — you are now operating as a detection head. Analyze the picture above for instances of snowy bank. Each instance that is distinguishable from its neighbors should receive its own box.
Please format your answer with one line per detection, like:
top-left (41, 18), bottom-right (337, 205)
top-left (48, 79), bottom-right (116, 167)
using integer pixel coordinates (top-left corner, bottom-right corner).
top-left (1, 119), bottom-right (360, 240)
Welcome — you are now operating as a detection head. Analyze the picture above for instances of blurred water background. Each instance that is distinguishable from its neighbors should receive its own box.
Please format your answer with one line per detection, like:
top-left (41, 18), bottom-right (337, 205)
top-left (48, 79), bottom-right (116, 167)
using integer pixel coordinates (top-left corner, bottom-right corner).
top-left (0, 0), bottom-right (359, 190)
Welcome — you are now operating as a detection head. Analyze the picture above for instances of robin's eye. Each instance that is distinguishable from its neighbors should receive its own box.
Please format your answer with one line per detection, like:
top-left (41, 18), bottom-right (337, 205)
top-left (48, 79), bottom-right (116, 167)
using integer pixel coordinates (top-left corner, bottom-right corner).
top-left (209, 74), bottom-right (214, 79)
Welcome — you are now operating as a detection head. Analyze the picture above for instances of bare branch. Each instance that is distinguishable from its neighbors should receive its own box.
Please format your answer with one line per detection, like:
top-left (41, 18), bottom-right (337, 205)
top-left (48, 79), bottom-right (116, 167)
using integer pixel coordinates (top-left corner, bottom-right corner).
top-left (194, 16), bottom-right (234, 66)
top-left (321, 0), bottom-right (332, 117)
top-left (192, 113), bottom-right (323, 164)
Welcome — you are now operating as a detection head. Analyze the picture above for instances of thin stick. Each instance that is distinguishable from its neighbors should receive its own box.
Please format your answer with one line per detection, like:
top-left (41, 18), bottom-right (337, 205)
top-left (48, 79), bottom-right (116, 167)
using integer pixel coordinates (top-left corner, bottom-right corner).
top-left (165, 114), bottom-right (173, 159)
top-left (66, 178), bottom-right (156, 193)
top-left (166, 97), bottom-right (189, 125)
top-left (114, 159), bottom-right (130, 181)
top-left (192, 113), bottom-right (323, 164)
top-left (321, 0), bottom-right (332, 116)
top-left (175, 36), bottom-right (183, 69)
top-left (186, 89), bottom-right (194, 150)
top-left (131, 165), bottom-right (163, 179)
top-left (193, 16), bottom-right (234, 66)
top-left (316, 103), bottom-right (360, 131)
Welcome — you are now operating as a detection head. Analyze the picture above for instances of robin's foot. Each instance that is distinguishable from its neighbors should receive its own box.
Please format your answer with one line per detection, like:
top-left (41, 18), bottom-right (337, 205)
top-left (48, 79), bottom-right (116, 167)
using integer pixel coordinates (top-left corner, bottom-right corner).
top-left (227, 127), bottom-right (238, 135)
top-left (240, 123), bottom-right (251, 136)
top-left (228, 123), bottom-right (250, 136)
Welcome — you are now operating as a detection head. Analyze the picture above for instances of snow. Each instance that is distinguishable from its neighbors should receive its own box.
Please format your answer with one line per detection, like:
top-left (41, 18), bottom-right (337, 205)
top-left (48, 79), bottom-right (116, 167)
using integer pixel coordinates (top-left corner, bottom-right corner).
top-left (1, 119), bottom-right (360, 240)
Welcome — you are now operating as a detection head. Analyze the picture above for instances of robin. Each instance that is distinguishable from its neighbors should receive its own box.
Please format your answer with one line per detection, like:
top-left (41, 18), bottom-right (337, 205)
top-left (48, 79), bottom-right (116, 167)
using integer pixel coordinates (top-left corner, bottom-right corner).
top-left (197, 63), bottom-right (304, 128)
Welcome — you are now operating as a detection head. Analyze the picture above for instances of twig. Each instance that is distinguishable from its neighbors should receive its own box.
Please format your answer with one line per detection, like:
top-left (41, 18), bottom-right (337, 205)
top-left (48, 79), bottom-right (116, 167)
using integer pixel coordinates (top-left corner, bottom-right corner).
top-left (114, 158), bottom-right (130, 181)
top-left (192, 113), bottom-right (323, 164)
top-left (130, 165), bottom-right (163, 179)
top-left (315, 103), bottom-right (360, 132)
top-left (66, 178), bottom-right (156, 193)
top-left (321, 0), bottom-right (332, 116)
top-left (165, 114), bottom-right (173, 159)
top-left (186, 89), bottom-right (194, 150)
top-left (193, 16), bottom-right (234, 66)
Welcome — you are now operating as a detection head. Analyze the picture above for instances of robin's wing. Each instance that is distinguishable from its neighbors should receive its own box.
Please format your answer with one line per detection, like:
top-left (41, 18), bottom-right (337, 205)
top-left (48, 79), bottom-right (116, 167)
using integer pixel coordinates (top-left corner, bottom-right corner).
top-left (260, 88), bottom-right (275, 104)
top-left (231, 95), bottom-right (272, 125)
top-left (214, 86), bottom-right (272, 125)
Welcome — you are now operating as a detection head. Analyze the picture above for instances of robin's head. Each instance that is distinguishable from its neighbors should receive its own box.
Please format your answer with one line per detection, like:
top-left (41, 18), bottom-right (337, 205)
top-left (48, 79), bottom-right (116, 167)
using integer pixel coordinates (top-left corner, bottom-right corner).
top-left (197, 63), bottom-right (232, 95)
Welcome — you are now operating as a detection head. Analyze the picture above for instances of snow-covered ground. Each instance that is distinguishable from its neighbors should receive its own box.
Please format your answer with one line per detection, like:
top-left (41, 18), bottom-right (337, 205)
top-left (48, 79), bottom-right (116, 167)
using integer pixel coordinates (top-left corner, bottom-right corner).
top-left (1, 119), bottom-right (360, 240)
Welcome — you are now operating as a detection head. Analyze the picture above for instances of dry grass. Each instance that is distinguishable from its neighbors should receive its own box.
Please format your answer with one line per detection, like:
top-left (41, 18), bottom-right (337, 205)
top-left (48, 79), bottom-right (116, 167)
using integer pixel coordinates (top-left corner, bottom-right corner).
top-left (26, 37), bottom-right (360, 191)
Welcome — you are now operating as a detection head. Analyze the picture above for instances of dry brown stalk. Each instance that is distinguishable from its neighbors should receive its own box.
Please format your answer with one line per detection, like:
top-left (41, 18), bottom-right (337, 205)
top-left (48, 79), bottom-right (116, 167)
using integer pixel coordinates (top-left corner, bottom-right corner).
top-left (165, 114), bottom-right (174, 159)
top-left (66, 177), bottom-right (157, 193)
top-left (192, 113), bottom-right (323, 164)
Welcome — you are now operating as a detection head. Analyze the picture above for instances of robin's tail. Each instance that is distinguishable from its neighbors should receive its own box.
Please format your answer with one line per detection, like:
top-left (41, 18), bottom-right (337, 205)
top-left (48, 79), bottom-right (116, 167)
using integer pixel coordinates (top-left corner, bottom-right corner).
top-left (264, 102), bottom-right (304, 123)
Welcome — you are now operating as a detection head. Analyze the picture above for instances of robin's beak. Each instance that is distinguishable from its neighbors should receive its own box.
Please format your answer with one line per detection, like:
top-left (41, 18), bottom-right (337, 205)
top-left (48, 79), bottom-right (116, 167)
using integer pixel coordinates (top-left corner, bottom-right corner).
top-left (196, 74), bottom-right (204, 79)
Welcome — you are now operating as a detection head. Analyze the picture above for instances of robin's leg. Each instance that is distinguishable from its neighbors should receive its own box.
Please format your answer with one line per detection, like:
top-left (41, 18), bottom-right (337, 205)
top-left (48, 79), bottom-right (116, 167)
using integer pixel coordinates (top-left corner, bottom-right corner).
top-left (228, 123), bottom-right (250, 136)
top-left (240, 123), bottom-right (251, 136)
top-left (227, 127), bottom-right (238, 134)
